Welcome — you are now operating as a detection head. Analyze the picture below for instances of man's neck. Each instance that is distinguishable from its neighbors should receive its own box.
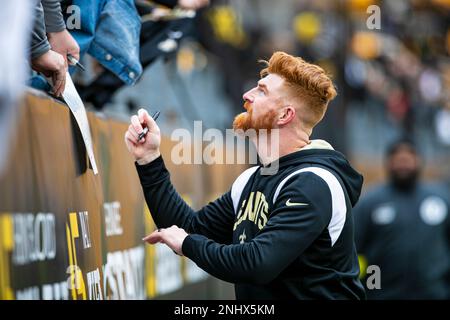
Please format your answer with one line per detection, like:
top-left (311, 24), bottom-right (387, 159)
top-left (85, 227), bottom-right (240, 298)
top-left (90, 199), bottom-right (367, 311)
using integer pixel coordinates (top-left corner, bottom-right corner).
top-left (254, 130), bottom-right (310, 166)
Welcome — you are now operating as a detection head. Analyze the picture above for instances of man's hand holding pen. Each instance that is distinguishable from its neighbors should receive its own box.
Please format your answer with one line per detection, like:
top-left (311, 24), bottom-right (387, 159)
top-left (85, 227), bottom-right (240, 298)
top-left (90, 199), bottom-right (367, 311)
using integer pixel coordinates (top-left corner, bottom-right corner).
top-left (125, 109), bottom-right (188, 256)
top-left (125, 108), bottom-right (162, 165)
top-left (47, 29), bottom-right (80, 70)
top-left (31, 30), bottom-right (82, 97)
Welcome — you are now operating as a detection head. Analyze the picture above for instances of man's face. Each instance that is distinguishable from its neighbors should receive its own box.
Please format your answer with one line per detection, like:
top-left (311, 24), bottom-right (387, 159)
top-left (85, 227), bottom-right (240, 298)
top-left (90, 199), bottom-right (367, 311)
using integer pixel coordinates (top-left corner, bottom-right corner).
top-left (233, 74), bottom-right (287, 131)
top-left (387, 145), bottom-right (421, 190)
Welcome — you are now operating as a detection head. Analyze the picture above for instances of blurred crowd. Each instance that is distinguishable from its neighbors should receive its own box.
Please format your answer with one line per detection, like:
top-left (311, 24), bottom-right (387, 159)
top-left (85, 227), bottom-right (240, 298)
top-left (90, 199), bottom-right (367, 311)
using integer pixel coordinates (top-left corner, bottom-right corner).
top-left (188, 0), bottom-right (450, 151)
top-left (11, 0), bottom-right (450, 148)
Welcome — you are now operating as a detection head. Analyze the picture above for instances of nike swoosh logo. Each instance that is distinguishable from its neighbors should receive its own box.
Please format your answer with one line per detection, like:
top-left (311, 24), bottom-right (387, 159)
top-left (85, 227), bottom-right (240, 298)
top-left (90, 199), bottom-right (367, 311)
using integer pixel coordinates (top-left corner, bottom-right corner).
top-left (286, 199), bottom-right (309, 207)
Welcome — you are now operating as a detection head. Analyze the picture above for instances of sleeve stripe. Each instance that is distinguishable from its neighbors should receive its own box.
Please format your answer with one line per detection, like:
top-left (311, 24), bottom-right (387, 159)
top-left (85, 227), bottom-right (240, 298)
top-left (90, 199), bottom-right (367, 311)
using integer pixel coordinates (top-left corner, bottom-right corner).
top-left (273, 167), bottom-right (347, 247)
top-left (231, 166), bottom-right (260, 213)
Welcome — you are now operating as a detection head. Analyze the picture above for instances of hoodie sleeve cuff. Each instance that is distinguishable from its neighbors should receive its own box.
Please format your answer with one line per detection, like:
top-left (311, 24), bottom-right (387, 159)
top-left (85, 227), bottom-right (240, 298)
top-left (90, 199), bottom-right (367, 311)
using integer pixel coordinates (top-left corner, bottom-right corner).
top-left (182, 234), bottom-right (206, 258)
top-left (135, 155), bottom-right (170, 187)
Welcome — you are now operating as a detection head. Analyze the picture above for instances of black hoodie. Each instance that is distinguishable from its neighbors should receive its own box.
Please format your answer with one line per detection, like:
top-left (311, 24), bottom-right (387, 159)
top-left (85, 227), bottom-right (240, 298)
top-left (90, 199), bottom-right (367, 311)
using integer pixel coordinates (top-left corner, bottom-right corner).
top-left (136, 140), bottom-right (366, 299)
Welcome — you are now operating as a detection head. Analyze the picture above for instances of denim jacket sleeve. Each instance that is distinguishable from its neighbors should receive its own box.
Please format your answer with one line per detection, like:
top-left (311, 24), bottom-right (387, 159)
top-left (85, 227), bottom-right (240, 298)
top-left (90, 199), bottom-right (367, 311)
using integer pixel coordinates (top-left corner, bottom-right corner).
top-left (69, 0), bottom-right (142, 85)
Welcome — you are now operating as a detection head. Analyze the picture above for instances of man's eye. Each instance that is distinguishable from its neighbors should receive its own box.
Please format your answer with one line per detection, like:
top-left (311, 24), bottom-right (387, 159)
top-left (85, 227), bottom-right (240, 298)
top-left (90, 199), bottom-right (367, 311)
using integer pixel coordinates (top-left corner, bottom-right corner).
top-left (258, 88), bottom-right (265, 95)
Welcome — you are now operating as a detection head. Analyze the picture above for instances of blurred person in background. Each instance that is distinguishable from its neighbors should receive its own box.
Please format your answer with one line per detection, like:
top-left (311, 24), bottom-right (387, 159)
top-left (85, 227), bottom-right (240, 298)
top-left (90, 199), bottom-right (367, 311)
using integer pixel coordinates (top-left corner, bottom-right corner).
top-left (0, 0), bottom-right (32, 174)
top-left (31, 0), bottom-right (80, 97)
top-left (126, 51), bottom-right (366, 299)
top-left (354, 138), bottom-right (450, 299)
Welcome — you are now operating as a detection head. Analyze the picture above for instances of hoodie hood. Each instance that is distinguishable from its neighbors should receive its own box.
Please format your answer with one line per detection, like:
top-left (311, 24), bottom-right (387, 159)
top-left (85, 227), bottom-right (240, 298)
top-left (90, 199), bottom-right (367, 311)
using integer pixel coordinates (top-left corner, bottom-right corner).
top-left (272, 139), bottom-right (364, 207)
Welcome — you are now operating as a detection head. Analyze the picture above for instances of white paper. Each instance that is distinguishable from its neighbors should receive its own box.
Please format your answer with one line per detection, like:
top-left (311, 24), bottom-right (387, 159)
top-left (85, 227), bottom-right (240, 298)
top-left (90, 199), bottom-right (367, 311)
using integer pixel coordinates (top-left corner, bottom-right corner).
top-left (59, 72), bottom-right (99, 175)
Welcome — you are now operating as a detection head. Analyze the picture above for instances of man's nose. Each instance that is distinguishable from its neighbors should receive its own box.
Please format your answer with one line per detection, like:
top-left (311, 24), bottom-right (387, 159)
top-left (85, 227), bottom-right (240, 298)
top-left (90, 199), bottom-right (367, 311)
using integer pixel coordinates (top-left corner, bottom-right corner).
top-left (242, 90), bottom-right (254, 104)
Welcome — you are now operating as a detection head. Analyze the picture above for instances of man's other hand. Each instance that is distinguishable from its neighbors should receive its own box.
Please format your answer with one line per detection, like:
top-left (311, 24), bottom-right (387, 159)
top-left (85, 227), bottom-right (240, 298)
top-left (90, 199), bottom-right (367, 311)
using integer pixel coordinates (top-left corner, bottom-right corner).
top-left (47, 29), bottom-right (80, 67)
top-left (125, 108), bottom-right (162, 165)
top-left (142, 225), bottom-right (188, 256)
top-left (31, 50), bottom-right (67, 97)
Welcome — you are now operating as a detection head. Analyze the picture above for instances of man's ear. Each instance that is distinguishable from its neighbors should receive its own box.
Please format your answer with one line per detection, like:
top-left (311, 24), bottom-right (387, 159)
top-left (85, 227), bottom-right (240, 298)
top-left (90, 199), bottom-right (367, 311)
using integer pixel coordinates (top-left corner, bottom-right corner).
top-left (277, 106), bottom-right (296, 126)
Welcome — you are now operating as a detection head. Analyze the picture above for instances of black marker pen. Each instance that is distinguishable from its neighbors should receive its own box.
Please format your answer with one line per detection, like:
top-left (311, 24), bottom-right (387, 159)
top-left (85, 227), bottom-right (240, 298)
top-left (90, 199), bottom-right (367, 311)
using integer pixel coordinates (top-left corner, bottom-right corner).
top-left (67, 54), bottom-right (86, 72)
top-left (138, 110), bottom-right (160, 141)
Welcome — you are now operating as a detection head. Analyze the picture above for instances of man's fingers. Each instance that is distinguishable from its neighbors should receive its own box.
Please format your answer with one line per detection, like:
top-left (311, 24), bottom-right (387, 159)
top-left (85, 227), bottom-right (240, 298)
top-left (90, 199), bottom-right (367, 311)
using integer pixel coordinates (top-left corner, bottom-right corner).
top-left (59, 70), bottom-right (66, 96)
top-left (62, 55), bottom-right (69, 69)
top-left (138, 108), bottom-right (158, 133)
top-left (137, 108), bottom-right (149, 124)
top-left (57, 75), bottom-right (66, 96)
top-left (125, 131), bottom-right (137, 146)
top-left (142, 231), bottom-right (163, 244)
top-left (53, 70), bottom-right (65, 96)
top-left (51, 74), bottom-right (59, 96)
top-left (131, 115), bottom-right (143, 135)
top-left (70, 50), bottom-right (80, 62)
top-left (128, 124), bottom-right (146, 143)
top-left (67, 51), bottom-right (80, 68)
top-left (52, 73), bottom-right (61, 96)
top-left (128, 125), bottom-right (139, 140)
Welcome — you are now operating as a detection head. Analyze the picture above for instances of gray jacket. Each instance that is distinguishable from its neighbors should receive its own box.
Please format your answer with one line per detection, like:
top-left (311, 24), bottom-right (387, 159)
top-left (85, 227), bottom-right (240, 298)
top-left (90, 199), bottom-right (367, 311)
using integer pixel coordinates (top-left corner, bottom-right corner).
top-left (31, 0), bottom-right (66, 59)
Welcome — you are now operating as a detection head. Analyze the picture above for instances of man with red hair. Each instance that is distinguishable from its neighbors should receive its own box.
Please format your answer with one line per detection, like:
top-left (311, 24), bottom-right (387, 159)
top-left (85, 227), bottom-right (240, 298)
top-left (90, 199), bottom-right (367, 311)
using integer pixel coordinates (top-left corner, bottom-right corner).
top-left (125, 51), bottom-right (366, 299)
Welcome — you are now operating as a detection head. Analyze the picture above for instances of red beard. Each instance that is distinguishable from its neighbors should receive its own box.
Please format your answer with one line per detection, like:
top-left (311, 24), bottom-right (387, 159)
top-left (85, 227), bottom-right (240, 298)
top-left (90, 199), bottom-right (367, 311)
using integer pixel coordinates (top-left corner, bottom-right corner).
top-left (233, 102), bottom-right (278, 132)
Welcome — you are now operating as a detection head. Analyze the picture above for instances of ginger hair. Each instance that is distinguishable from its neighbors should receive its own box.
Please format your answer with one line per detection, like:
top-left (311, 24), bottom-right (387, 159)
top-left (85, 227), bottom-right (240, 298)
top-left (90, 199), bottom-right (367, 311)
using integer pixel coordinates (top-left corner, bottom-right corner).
top-left (260, 51), bottom-right (337, 128)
